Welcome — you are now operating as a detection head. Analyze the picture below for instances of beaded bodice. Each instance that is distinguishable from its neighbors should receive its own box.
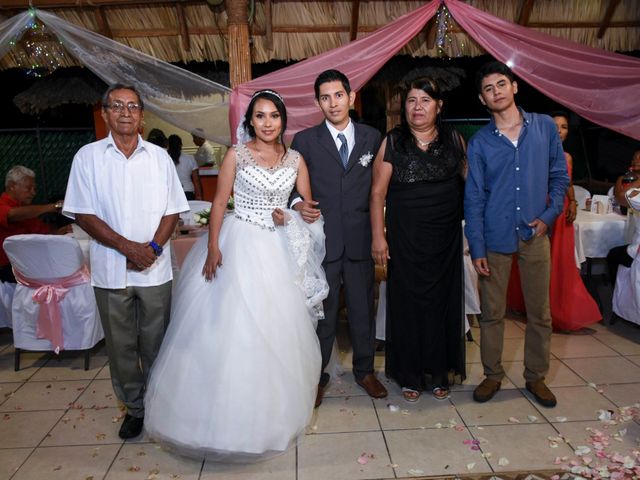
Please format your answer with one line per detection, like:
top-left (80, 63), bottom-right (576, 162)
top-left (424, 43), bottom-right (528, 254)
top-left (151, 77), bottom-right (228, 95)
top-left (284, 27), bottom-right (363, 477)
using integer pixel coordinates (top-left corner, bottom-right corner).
top-left (233, 143), bottom-right (299, 231)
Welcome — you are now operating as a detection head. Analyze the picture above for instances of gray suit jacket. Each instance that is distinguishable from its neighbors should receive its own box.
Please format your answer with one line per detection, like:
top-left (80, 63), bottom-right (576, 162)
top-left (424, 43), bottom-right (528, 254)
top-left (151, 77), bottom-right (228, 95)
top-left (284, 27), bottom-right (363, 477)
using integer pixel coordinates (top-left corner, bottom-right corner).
top-left (291, 122), bottom-right (382, 263)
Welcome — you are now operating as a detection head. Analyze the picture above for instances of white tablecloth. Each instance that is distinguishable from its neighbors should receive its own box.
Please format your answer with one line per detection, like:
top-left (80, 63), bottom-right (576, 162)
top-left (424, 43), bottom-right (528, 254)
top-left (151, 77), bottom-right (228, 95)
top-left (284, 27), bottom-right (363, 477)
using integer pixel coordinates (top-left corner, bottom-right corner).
top-left (573, 209), bottom-right (627, 262)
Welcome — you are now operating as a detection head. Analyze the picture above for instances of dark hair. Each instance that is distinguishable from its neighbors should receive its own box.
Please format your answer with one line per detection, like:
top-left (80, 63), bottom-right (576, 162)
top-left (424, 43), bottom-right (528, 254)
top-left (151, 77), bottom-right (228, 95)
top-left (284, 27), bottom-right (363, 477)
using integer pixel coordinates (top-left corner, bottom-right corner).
top-left (549, 110), bottom-right (570, 122)
top-left (475, 61), bottom-right (515, 93)
top-left (102, 83), bottom-right (144, 111)
top-left (242, 90), bottom-right (288, 144)
top-left (147, 128), bottom-right (168, 148)
top-left (167, 134), bottom-right (182, 165)
top-left (314, 69), bottom-right (351, 100)
top-left (394, 76), bottom-right (465, 165)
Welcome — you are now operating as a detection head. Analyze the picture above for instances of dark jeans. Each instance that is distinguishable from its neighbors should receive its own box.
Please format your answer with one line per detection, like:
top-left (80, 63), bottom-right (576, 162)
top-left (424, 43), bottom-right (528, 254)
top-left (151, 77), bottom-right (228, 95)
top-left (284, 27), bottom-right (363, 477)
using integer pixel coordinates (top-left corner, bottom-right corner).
top-left (184, 191), bottom-right (196, 200)
top-left (607, 245), bottom-right (633, 286)
top-left (0, 264), bottom-right (16, 283)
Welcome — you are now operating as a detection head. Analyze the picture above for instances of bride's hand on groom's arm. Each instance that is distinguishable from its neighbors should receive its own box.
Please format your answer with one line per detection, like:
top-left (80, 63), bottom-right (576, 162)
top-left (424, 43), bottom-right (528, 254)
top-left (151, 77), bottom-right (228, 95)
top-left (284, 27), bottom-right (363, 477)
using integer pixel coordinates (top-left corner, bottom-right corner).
top-left (272, 208), bottom-right (286, 226)
top-left (202, 246), bottom-right (223, 281)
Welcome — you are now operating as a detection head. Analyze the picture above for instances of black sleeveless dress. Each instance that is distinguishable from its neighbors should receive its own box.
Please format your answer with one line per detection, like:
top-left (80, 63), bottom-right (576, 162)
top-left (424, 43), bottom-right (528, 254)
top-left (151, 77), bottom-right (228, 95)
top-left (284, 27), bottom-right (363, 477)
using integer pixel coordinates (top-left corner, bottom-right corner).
top-left (384, 127), bottom-right (465, 390)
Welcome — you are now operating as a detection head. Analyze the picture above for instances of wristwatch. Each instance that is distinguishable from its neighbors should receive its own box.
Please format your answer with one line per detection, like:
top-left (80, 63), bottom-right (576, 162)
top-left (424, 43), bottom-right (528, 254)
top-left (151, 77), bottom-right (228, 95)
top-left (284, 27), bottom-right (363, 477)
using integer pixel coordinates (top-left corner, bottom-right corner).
top-left (148, 241), bottom-right (163, 257)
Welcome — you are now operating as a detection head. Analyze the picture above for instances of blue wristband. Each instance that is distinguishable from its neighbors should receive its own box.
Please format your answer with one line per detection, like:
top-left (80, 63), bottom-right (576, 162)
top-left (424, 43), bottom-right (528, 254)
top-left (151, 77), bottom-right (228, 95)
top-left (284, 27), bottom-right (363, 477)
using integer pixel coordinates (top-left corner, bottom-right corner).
top-left (148, 241), bottom-right (163, 256)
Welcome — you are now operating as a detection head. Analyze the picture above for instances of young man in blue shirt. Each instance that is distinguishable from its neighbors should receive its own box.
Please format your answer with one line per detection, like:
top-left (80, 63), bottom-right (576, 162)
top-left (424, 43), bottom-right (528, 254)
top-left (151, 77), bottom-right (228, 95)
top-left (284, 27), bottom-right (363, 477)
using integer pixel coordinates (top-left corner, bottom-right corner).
top-left (464, 61), bottom-right (569, 407)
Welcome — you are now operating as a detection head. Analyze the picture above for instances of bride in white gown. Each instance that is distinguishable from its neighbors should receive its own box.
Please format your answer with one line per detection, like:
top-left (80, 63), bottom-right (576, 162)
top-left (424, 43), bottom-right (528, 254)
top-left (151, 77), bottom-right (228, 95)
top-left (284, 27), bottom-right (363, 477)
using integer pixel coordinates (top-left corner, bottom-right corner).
top-left (144, 90), bottom-right (328, 462)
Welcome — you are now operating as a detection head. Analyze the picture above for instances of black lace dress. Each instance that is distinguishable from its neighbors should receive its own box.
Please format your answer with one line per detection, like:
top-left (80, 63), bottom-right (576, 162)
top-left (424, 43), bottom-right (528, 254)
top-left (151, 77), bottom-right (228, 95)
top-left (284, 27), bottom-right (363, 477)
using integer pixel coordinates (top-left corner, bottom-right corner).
top-left (384, 127), bottom-right (465, 390)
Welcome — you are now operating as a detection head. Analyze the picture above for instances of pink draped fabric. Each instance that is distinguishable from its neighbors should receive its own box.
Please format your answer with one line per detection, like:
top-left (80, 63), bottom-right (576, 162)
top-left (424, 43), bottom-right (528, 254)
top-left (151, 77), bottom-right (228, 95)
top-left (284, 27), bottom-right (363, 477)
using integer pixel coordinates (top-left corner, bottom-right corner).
top-left (14, 265), bottom-right (90, 354)
top-left (229, 1), bottom-right (440, 143)
top-left (230, 0), bottom-right (639, 143)
top-left (445, 0), bottom-right (640, 140)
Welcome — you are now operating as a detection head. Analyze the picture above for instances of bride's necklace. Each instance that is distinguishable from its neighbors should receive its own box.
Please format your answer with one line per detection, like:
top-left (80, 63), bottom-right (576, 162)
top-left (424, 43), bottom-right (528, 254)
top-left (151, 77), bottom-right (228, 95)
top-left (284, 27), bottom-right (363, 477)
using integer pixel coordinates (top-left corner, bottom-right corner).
top-left (254, 145), bottom-right (282, 169)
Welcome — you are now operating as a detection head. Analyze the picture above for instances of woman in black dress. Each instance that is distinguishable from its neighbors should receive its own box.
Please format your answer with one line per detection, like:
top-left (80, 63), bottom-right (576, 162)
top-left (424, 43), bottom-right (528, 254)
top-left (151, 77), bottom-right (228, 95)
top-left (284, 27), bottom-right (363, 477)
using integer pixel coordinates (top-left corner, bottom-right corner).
top-left (370, 76), bottom-right (466, 402)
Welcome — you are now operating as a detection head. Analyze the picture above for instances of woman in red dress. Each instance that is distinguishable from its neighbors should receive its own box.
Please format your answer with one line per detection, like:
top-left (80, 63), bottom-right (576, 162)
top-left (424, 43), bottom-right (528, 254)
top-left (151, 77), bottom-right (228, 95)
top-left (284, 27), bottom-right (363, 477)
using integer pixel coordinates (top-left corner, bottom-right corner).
top-left (507, 112), bottom-right (601, 331)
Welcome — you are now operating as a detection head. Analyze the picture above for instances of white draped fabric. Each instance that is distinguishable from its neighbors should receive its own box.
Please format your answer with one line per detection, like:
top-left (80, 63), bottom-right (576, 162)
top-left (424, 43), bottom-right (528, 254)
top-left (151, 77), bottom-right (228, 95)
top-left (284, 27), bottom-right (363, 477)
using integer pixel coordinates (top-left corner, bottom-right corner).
top-left (0, 10), bottom-right (231, 145)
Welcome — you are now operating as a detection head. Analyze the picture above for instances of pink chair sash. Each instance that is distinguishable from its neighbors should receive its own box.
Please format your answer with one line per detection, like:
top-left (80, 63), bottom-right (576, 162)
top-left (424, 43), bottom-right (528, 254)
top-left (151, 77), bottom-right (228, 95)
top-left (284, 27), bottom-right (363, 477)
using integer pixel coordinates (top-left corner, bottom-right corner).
top-left (13, 265), bottom-right (90, 354)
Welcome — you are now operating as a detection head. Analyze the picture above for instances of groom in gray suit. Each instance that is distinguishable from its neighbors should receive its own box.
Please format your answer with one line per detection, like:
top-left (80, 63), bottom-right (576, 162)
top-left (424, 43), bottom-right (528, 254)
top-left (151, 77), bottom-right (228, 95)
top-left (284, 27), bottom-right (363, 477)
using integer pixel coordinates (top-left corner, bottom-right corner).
top-left (292, 70), bottom-right (387, 407)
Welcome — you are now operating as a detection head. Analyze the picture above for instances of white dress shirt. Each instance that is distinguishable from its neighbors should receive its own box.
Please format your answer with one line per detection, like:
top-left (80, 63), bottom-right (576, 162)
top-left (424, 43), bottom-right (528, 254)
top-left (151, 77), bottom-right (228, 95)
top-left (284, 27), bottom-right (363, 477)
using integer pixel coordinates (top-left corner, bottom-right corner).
top-left (174, 153), bottom-right (199, 193)
top-left (63, 133), bottom-right (190, 289)
top-left (194, 141), bottom-right (217, 167)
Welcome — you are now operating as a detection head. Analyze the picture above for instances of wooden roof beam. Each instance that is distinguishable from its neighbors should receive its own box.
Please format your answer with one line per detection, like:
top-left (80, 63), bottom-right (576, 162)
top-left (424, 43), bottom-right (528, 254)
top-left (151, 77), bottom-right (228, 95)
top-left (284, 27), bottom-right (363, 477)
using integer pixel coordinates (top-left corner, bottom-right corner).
top-left (349, 0), bottom-right (360, 41)
top-left (102, 20), bottom-right (640, 39)
top-left (265, 0), bottom-right (273, 50)
top-left (517, 0), bottom-right (535, 26)
top-left (0, 0), bottom-right (198, 8)
top-left (176, 2), bottom-right (190, 51)
top-left (598, 0), bottom-right (622, 38)
top-left (94, 6), bottom-right (112, 39)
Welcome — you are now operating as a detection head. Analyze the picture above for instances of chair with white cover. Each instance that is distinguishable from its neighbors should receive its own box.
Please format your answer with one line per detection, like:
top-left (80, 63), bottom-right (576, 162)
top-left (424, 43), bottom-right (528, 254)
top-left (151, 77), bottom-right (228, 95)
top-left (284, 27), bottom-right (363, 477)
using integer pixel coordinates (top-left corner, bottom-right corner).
top-left (3, 234), bottom-right (104, 371)
top-left (573, 185), bottom-right (591, 210)
top-left (612, 259), bottom-right (640, 326)
top-left (180, 200), bottom-right (212, 226)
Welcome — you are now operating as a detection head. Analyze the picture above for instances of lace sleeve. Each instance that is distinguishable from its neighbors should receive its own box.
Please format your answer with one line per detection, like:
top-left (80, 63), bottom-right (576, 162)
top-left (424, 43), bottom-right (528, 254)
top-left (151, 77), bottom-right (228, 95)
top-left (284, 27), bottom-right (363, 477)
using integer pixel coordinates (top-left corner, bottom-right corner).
top-left (283, 148), bottom-right (301, 171)
top-left (233, 144), bottom-right (249, 170)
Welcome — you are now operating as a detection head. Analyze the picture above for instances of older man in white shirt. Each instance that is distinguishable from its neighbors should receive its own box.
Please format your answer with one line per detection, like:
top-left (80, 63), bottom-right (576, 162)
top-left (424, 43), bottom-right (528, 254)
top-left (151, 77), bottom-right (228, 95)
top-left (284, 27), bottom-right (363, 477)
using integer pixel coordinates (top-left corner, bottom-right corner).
top-left (64, 84), bottom-right (189, 440)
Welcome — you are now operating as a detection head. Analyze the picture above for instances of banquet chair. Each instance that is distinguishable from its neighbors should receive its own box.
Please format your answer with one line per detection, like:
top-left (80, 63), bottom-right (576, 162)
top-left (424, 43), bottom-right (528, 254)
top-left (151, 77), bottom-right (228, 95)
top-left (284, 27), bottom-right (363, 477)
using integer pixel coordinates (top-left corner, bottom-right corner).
top-left (3, 234), bottom-right (104, 371)
top-left (180, 200), bottom-right (212, 226)
top-left (573, 185), bottom-right (591, 210)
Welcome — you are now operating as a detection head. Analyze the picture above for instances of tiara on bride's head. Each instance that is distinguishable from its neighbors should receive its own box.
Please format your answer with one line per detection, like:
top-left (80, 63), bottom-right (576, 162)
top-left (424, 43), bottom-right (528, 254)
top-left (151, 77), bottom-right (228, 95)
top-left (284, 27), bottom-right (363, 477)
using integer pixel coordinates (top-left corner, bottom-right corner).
top-left (251, 89), bottom-right (284, 103)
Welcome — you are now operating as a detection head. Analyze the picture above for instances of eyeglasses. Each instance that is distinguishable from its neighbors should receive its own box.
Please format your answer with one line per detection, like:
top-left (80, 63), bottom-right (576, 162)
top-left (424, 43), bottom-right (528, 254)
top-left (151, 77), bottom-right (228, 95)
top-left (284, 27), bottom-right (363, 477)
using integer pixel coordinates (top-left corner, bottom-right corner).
top-left (105, 102), bottom-right (142, 114)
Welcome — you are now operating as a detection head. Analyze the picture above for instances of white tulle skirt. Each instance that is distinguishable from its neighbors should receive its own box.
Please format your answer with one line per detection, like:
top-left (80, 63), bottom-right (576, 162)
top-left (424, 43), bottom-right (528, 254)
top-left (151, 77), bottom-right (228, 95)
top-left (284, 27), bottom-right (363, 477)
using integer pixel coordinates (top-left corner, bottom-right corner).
top-left (144, 212), bottom-right (326, 462)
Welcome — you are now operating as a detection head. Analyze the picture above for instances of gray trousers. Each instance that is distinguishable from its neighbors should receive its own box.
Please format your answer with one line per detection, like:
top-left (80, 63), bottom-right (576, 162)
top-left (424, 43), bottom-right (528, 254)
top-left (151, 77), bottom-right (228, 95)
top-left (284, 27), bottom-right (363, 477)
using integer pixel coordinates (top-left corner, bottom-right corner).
top-left (319, 256), bottom-right (375, 381)
top-left (479, 236), bottom-right (552, 383)
top-left (94, 282), bottom-right (172, 418)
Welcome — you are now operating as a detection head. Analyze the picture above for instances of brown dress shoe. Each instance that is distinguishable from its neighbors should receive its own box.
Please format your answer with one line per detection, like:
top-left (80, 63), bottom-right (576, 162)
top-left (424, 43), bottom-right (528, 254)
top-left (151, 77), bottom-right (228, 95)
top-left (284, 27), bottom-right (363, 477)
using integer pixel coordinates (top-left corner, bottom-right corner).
top-left (526, 379), bottom-right (557, 407)
top-left (356, 373), bottom-right (388, 398)
top-left (473, 378), bottom-right (501, 403)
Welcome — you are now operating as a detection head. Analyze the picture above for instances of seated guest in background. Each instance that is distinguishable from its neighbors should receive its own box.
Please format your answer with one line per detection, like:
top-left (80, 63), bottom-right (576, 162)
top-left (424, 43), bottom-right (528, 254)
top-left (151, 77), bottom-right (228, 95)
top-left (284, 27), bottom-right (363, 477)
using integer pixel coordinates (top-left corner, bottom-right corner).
top-left (168, 135), bottom-right (202, 201)
top-left (191, 128), bottom-right (218, 167)
top-left (147, 128), bottom-right (168, 149)
top-left (607, 150), bottom-right (640, 284)
top-left (0, 166), bottom-right (63, 282)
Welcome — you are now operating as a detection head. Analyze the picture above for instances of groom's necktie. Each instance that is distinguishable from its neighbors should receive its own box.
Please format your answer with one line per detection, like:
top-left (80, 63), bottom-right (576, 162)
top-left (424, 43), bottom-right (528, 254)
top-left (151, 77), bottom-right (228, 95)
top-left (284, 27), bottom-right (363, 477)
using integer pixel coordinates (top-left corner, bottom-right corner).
top-left (337, 133), bottom-right (349, 169)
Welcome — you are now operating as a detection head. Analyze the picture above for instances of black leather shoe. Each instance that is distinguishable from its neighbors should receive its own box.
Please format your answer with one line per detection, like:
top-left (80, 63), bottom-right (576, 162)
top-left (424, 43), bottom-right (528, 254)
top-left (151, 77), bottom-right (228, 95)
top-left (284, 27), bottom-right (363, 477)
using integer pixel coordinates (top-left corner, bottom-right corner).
top-left (118, 414), bottom-right (144, 439)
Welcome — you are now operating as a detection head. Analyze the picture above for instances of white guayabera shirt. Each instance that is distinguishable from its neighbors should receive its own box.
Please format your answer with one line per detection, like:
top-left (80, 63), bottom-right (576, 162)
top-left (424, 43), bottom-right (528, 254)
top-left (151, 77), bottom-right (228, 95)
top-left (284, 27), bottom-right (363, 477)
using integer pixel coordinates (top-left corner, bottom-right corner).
top-left (63, 133), bottom-right (190, 289)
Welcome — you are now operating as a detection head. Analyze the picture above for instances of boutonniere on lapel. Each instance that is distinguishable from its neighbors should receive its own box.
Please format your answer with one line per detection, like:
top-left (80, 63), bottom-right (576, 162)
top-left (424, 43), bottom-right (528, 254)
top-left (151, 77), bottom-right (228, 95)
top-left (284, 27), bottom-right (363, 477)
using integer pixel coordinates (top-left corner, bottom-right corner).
top-left (358, 152), bottom-right (373, 168)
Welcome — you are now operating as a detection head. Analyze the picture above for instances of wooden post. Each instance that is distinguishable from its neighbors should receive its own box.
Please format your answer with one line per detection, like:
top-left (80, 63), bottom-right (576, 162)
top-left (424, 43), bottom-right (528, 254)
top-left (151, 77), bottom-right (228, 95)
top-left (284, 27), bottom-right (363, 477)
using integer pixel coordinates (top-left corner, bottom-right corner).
top-left (385, 85), bottom-right (401, 132)
top-left (226, 0), bottom-right (251, 87)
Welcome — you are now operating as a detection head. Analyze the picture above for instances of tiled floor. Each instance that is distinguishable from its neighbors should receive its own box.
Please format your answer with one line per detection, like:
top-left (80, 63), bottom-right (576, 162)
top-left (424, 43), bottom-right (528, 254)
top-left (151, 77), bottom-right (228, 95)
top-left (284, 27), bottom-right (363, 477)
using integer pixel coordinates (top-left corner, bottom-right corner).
top-left (1, 309), bottom-right (639, 479)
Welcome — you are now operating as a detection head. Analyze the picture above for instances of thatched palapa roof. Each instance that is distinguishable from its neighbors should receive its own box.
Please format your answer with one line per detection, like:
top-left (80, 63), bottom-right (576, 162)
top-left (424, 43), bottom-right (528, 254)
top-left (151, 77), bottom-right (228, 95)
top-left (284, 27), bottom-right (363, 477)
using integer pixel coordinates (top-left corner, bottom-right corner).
top-left (13, 74), bottom-right (107, 114)
top-left (0, 0), bottom-right (638, 71)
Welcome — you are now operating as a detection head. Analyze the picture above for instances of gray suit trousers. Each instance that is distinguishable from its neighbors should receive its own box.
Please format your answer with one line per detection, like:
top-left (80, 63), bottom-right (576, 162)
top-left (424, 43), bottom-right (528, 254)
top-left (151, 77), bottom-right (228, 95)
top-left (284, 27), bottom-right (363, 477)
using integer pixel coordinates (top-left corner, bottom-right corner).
top-left (94, 282), bottom-right (172, 418)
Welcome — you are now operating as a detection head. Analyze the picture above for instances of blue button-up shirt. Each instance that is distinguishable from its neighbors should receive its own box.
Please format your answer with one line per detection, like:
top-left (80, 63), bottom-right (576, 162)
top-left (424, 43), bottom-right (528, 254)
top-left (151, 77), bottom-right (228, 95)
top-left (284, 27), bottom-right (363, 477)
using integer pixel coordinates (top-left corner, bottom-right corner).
top-left (464, 109), bottom-right (569, 259)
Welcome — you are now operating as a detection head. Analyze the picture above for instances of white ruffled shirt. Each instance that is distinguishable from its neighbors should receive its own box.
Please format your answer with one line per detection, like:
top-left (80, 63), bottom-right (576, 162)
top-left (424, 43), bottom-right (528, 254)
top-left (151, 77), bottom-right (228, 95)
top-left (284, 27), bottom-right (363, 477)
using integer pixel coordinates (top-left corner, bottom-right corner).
top-left (63, 133), bottom-right (189, 289)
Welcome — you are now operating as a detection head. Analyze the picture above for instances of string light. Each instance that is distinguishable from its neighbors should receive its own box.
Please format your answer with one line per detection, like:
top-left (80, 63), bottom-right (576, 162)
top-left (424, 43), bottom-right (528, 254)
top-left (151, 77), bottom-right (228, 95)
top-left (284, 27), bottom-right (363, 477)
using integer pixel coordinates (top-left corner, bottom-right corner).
top-left (13, 9), bottom-right (65, 78)
top-left (435, 5), bottom-right (465, 58)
